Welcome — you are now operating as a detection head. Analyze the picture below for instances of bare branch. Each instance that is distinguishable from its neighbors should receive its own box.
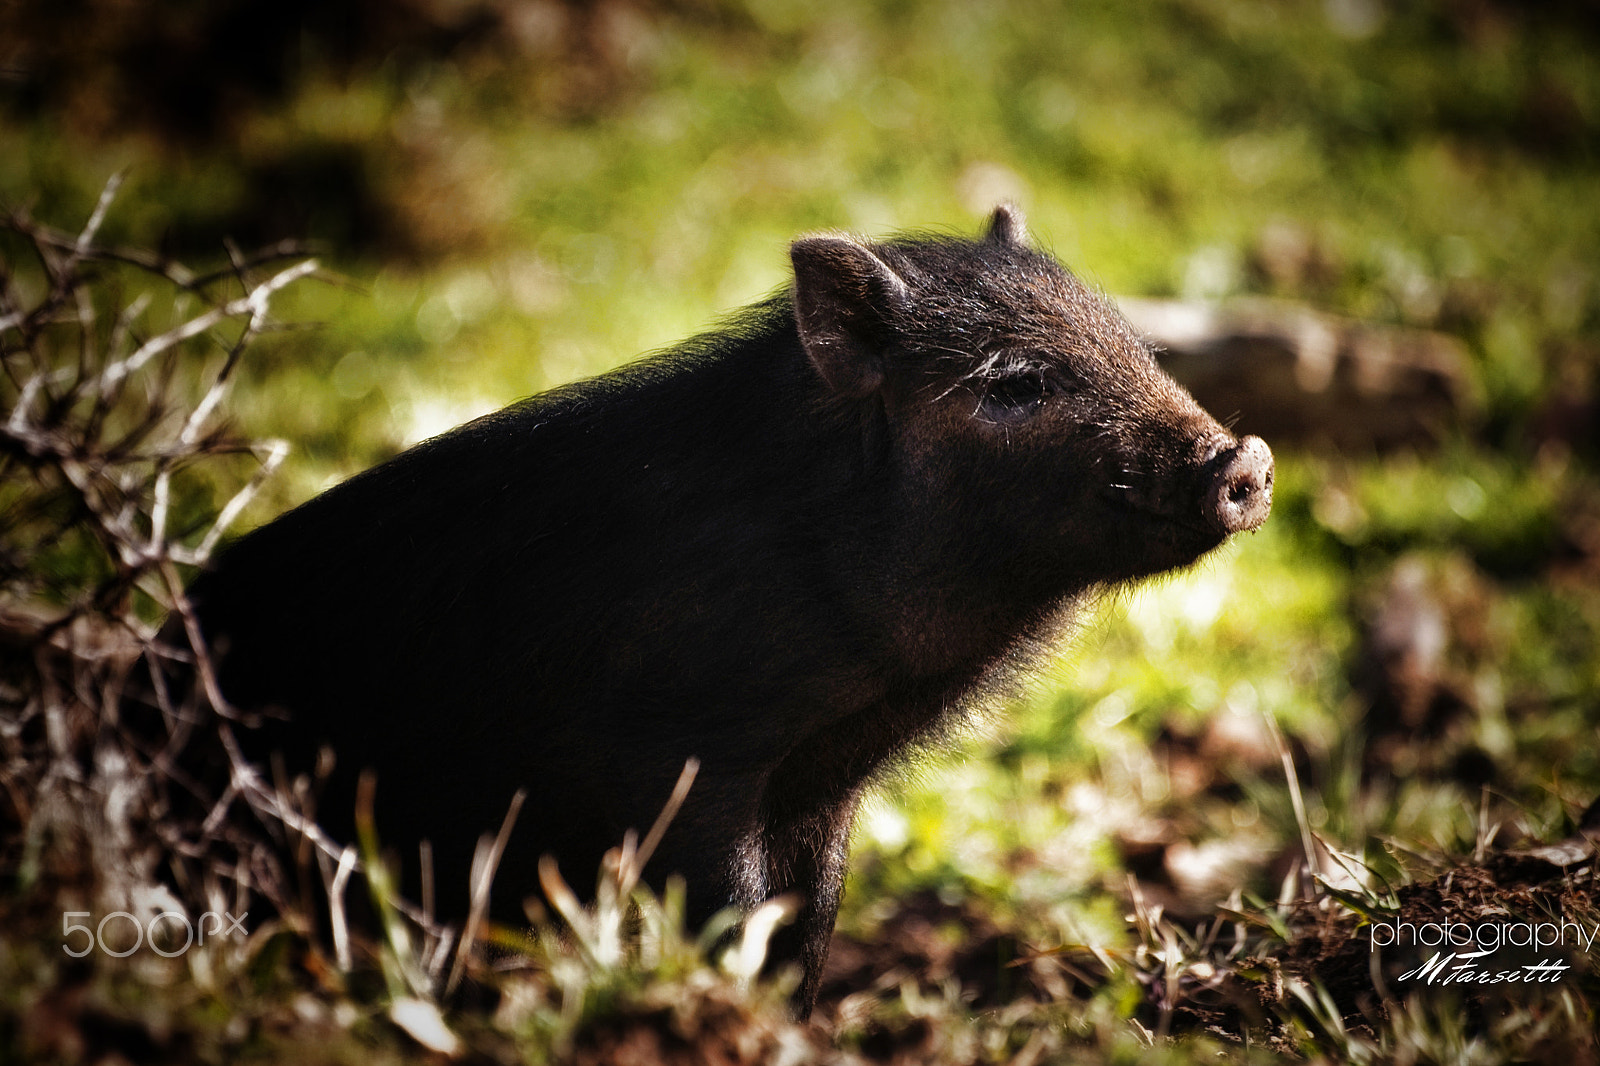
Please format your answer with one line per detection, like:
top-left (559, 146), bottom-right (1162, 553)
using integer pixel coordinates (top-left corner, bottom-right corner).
top-left (2, 186), bottom-right (462, 1006)
top-left (192, 439), bottom-right (289, 563)
top-left (102, 258), bottom-right (320, 389)
top-left (76, 170), bottom-right (126, 256)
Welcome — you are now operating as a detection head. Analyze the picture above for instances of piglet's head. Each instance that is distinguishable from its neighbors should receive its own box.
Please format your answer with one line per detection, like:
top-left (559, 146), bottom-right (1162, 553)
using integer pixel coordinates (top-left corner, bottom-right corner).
top-left (790, 205), bottom-right (1273, 592)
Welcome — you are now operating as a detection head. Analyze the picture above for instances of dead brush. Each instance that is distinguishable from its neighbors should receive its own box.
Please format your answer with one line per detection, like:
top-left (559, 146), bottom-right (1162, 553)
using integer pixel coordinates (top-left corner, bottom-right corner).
top-left (0, 178), bottom-right (471, 1025)
top-left (2, 174), bottom-right (316, 936)
top-left (0, 175), bottom-right (521, 1011)
top-left (0, 181), bottom-right (828, 1063)
top-left (1045, 707), bottom-right (1600, 1058)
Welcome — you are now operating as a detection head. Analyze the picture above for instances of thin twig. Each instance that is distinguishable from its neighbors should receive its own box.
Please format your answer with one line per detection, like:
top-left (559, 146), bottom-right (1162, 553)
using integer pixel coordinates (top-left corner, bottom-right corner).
top-left (101, 258), bottom-right (319, 389)
top-left (75, 171), bottom-right (126, 256)
top-left (447, 789), bottom-right (528, 996)
top-left (623, 757), bottom-right (699, 896)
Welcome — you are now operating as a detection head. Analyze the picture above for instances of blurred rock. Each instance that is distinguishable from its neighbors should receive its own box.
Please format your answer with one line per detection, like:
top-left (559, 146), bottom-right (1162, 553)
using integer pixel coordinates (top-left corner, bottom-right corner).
top-left (1119, 296), bottom-right (1473, 451)
top-left (1162, 837), bottom-right (1273, 905)
top-left (1361, 556), bottom-right (1450, 731)
top-left (1247, 220), bottom-right (1343, 294)
top-left (1199, 700), bottom-right (1283, 774)
top-left (1535, 340), bottom-right (1600, 459)
top-left (1553, 482), bottom-right (1600, 586)
top-left (1355, 554), bottom-right (1498, 785)
top-left (1155, 704), bottom-right (1311, 803)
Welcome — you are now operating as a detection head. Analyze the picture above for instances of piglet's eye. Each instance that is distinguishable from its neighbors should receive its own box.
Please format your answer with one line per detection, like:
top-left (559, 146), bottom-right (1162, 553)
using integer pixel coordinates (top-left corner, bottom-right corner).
top-left (986, 369), bottom-right (1052, 411)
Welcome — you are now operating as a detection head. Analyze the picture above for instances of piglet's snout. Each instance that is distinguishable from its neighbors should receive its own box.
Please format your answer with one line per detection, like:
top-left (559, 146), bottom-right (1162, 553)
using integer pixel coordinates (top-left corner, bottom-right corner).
top-left (1204, 435), bottom-right (1274, 536)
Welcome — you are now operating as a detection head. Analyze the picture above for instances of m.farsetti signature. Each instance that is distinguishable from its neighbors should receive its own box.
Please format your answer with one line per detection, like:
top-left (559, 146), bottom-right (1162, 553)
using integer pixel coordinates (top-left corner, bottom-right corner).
top-left (1368, 917), bottom-right (1596, 987)
top-left (1395, 950), bottom-right (1571, 986)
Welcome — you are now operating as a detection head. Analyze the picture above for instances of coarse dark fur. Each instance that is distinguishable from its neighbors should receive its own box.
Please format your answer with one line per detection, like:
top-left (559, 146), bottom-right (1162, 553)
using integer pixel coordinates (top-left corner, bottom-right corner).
top-left (183, 206), bottom-right (1273, 1013)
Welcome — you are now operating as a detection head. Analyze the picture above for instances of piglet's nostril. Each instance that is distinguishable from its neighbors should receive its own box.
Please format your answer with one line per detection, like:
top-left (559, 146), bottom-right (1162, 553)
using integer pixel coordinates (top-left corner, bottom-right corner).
top-left (1205, 435), bottom-right (1274, 536)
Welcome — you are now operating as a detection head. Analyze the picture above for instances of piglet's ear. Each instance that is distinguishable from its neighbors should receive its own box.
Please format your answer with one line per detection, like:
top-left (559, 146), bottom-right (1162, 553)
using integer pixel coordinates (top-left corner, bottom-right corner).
top-left (985, 203), bottom-right (1027, 246)
top-left (790, 236), bottom-right (909, 399)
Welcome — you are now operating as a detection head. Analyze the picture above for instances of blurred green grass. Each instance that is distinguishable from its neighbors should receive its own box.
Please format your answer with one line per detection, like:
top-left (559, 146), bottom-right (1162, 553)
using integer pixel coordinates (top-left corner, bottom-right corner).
top-left (4, 0), bottom-right (1598, 1051)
